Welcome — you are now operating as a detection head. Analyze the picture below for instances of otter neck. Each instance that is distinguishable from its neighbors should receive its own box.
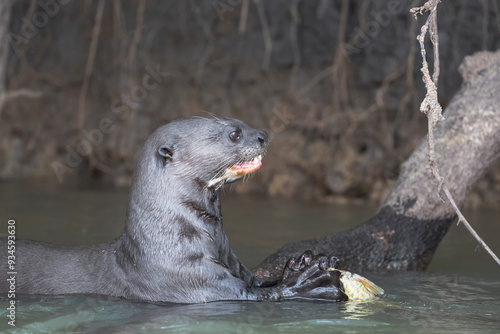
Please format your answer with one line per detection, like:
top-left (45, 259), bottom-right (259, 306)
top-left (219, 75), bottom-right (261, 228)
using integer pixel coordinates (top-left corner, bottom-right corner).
top-left (183, 178), bottom-right (222, 226)
top-left (120, 176), bottom-right (225, 261)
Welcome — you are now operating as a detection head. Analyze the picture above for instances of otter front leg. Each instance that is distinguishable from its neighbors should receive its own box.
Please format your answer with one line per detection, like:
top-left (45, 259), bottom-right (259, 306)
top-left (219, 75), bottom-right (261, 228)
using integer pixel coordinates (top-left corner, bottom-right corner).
top-left (276, 250), bottom-right (348, 301)
top-left (206, 251), bottom-right (347, 302)
top-left (229, 250), bottom-right (280, 288)
top-left (240, 265), bottom-right (279, 288)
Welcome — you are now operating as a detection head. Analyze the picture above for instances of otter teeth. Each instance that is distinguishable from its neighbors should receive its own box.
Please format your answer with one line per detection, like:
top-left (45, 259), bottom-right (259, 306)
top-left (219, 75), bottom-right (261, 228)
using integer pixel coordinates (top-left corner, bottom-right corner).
top-left (252, 155), bottom-right (262, 164)
top-left (207, 155), bottom-right (263, 188)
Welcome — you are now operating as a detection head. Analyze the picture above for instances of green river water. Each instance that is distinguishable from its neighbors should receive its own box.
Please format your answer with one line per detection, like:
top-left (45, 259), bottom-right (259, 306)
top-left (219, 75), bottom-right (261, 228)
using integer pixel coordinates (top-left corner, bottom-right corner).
top-left (0, 180), bottom-right (499, 333)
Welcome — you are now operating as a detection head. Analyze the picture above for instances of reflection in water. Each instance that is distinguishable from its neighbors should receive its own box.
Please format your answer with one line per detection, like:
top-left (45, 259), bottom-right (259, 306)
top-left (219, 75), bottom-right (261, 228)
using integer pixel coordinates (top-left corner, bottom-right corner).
top-left (341, 300), bottom-right (383, 320)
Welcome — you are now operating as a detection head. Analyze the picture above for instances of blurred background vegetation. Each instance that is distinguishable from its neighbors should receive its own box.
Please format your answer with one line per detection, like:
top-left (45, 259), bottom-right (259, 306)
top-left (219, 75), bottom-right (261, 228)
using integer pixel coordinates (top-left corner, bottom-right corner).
top-left (1, 0), bottom-right (499, 206)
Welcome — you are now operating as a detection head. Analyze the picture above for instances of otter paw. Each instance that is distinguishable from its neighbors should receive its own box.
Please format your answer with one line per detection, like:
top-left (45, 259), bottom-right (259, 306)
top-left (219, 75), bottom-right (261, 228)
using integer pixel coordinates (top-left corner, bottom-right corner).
top-left (280, 251), bottom-right (347, 301)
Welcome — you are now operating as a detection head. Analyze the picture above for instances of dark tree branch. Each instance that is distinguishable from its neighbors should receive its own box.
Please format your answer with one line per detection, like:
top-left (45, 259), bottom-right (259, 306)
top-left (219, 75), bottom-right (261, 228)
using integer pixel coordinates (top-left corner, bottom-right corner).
top-left (254, 50), bottom-right (500, 279)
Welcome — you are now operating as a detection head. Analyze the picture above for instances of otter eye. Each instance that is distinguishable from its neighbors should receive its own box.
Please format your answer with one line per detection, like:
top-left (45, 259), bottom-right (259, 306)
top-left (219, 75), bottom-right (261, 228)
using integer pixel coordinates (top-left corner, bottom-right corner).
top-left (229, 129), bottom-right (242, 141)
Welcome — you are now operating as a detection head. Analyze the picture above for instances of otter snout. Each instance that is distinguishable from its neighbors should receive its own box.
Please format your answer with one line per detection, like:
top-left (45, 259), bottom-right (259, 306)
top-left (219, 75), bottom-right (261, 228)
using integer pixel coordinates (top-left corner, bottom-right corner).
top-left (256, 130), bottom-right (269, 148)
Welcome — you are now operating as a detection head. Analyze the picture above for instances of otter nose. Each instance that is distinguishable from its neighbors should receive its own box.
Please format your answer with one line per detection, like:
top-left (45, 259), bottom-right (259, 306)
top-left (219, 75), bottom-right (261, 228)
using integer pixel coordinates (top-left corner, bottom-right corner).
top-left (257, 131), bottom-right (269, 148)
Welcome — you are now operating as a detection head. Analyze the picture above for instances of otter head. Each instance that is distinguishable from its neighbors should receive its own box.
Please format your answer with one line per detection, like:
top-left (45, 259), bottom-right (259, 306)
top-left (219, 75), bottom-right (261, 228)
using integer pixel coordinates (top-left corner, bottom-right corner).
top-left (132, 117), bottom-right (268, 199)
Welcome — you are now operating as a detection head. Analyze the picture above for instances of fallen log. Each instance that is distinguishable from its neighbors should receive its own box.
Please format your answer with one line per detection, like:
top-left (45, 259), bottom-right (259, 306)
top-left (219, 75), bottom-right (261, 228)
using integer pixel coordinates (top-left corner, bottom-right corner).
top-left (254, 50), bottom-right (500, 279)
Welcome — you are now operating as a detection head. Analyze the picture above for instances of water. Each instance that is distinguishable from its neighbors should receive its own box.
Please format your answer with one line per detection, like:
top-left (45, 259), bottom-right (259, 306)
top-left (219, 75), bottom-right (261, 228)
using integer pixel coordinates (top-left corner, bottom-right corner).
top-left (1, 180), bottom-right (499, 333)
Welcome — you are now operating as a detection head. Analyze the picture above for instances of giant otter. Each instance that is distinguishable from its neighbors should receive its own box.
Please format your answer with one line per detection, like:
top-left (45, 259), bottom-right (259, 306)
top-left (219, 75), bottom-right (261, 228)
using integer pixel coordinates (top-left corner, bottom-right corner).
top-left (0, 117), bottom-right (347, 303)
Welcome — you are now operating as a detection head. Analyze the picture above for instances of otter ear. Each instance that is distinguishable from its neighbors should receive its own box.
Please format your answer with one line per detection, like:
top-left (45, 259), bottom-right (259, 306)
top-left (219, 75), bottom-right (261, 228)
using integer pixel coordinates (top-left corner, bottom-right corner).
top-left (158, 144), bottom-right (174, 165)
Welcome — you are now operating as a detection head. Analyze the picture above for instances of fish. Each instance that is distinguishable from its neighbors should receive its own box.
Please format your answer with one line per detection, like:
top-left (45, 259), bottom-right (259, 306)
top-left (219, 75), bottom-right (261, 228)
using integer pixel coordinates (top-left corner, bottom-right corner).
top-left (327, 268), bottom-right (384, 301)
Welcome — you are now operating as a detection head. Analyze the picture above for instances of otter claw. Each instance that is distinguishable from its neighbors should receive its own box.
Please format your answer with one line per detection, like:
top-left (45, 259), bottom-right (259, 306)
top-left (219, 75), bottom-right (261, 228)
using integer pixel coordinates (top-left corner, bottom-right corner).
top-left (328, 256), bottom-right (340, 270)
top-left (285, 258), bottom-right (296, 269)
top-left (298, 250), bottom-right (314, 267)
top-left (282, 250), bottom-right (316, 279)
top-left (317, 255), bottom-right (328, 270)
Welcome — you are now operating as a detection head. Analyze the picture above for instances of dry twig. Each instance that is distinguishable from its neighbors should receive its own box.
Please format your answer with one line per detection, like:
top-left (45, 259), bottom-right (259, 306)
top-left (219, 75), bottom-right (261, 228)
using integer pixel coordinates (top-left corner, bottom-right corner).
top-left (332, 0), bottom-right (351, 111)
top-left (0, 89), bottom-right (43, 114)
top-left (253, 0), bottom-right (272, 69)
top-left (411, 0), bottom-right (500, 266)
top-left (77, 0), bottom-right (105, 130)
top-left (289, 0), bottom-right (301, 91)
top-left (0, 1), bottom-right (42, 116)
top-left (127, 0), bottom-right (146, 68)
top-left (122, 0), bottom-right (146, 155)
top-left (238, 0), bottom-right (250, 34)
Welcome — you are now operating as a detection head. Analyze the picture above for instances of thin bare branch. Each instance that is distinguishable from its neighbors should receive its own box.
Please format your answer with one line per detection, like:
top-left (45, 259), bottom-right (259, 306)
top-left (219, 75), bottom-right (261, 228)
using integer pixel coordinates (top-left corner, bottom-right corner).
top-left (0, 89), bottom-right (43, 116)
top-left (0, 0), bottom-right (11, 108)
top-left (239, 0), bottom-right (250, 34)
top-left (77, 0), bottom-right (105, 130)
top-left (127, 0), bottom-right (146, 66)
top-left (121, 0), bottom-right (146, 156)
top-left (411, 0), bottom-right (500, 266)
top-left (289, 0), bottom-right (301, 92)
top-left (332, 0), bottom-right (350, 110)
top-left (253, 0), bottom-right (272, 69)
top-left (436, 169), bottom-right (500, 265)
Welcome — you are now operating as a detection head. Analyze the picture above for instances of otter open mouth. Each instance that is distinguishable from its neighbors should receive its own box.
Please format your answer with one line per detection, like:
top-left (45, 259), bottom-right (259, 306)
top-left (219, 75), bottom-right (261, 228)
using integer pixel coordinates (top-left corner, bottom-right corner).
top-left (227, 155), bottom-right (263, 176)
top-left (207, 155), bottom-right (263, 187)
